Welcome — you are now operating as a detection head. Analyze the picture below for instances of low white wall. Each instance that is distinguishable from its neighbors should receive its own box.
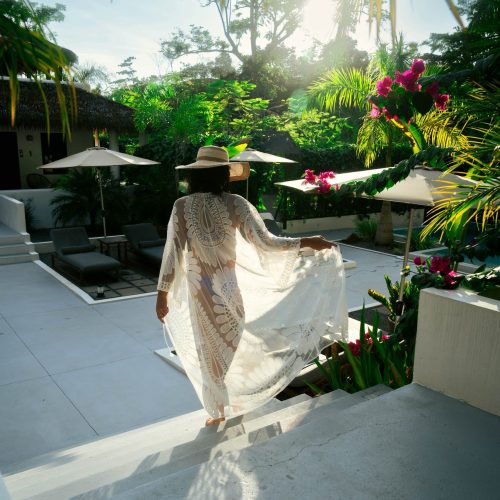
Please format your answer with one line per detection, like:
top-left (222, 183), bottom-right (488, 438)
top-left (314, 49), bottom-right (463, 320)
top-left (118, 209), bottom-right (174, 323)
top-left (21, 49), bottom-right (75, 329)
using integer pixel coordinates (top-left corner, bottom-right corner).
top-left (0, 188), bottom-right (59, 229)
top-left (414, 287), bottom-right (500, 416)
top-left (284, 210), bottom-right (424, 234)
top-left (0, 194), bottom-right (26, 232)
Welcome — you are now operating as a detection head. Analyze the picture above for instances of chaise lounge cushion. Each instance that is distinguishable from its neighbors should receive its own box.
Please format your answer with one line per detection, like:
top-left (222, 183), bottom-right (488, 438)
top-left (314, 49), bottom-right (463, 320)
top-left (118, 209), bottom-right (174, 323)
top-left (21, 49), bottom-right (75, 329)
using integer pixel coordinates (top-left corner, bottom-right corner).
top-left (51, 227), bottom-right (121, 277)
top-left (123, 223), bottom-right (165, 267)
top-left (60, 243), bottom-right (96, 255)
top-left (138, 239), bottom-right (165, 249)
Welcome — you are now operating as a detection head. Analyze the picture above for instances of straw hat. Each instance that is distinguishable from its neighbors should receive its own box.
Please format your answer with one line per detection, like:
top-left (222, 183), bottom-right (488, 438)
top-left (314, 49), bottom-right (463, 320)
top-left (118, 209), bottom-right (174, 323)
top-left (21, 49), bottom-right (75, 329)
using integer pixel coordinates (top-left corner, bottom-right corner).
top-left (176, 146), bottom-right (250, 182)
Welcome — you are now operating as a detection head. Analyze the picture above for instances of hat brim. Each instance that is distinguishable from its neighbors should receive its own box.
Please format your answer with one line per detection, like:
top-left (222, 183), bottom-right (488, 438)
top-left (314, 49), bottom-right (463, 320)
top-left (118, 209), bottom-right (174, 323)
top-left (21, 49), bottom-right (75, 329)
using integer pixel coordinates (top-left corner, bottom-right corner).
top-left (176, 161), bottom-right (250, 181)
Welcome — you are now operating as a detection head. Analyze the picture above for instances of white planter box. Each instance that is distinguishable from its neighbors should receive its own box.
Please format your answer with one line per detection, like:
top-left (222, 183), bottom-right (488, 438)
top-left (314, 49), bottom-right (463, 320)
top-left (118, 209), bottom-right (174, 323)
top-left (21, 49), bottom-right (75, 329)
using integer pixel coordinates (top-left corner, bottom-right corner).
top-left (284, 211), bottom-right (424, 234)
top-left (414, 287), bottom-right (500, 416)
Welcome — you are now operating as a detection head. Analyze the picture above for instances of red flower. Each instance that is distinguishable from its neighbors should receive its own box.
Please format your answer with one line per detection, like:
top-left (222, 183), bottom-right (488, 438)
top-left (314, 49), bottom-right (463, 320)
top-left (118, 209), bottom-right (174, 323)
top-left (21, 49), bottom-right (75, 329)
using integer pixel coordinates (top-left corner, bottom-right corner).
top-left (381, 335), bottom-right (391, 341)
top-left (317, 178), bottom-right (333, 193)
top-left (304, 169), bottom-right (317, 184)
top-left (376, 76), bottom-right (393, 96)
top-left (395, 70), bottom-right (421, 92)
top-left (435, 93), bottom-right (449, 111)
top-left (429, 255), bottom-right (452, 274)
top-left (425, 81), bottom-right (440, 99)
top-left (411, 59), bottom-right (426, 76)
top-left (413, 256), bottom-right (425, 266)
top-left (348, 341), bottom-right (360, 357)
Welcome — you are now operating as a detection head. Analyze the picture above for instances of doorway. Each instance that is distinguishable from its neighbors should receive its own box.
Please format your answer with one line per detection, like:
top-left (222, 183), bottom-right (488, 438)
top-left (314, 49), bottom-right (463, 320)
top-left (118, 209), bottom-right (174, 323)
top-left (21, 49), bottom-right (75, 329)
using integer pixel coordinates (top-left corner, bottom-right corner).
top-left (41, 133), bottom-right (68, 174)
top-left (0, 132), bottom-right (21, 189)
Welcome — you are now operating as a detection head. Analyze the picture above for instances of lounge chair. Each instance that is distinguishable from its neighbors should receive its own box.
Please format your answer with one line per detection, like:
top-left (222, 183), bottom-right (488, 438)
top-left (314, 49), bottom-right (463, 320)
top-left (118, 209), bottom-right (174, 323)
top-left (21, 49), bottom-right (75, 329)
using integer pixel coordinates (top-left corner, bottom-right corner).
top-left (50, 227), bottom-right (121, 281)
top-left (123, 223), bottom-right (165, 267)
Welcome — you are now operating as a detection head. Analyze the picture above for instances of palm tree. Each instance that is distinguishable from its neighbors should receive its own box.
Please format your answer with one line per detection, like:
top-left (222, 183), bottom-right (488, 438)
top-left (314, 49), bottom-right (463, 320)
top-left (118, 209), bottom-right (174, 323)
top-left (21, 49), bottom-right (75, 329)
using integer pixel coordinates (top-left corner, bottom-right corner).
top-left (0, 0), bottom-right (76, 137)
top-left (421, 85), bottom-right (499, 243)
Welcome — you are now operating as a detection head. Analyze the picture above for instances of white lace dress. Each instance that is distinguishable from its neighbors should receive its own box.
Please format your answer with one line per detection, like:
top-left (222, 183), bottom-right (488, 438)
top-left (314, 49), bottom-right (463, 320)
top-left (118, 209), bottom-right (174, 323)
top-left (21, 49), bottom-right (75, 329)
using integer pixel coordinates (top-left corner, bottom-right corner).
top-left (158, 192), bottom-right (348, 418)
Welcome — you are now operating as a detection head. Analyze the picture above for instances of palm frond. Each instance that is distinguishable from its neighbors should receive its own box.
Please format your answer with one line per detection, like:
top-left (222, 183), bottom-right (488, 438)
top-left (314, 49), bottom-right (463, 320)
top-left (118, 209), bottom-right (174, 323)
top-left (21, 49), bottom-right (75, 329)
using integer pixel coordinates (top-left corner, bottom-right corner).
top-left (308, 68), bottom-right (374, 113)
top-left (422, 177), bottom-right (500, 239)
top-left (415, 109), bottom-right (469, 150)
top-left (356, 117), bottom-right (390, 167)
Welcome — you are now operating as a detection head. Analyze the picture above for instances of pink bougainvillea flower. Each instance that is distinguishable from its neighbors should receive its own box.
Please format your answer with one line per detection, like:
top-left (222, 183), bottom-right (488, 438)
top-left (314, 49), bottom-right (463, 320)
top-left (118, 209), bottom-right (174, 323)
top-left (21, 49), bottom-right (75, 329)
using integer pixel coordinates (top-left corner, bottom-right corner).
top-left (376, 76), bottom-right (393, 96)
top-left (411, 58), bottom-right (425, 76)
top-left (395, 69), bottom-right (421, 92)
top-left (318, 171), bottom-right (335, 181)
top-left (370, 103), bottom-right (381, 117)
top-left (435, 93), bottom-right (450, 111)
top-left (413, 256), bottom-right (425, 266)
top-left (381, 335), bottom-right (391, 341)
top-left (425, 81), bottom-right (440, 99)
top-left (317, 180), bottom-right (332, 194)
top-left (429, 255), bottom-right (452, 274)
top-left (303, 169), bottom-right (317, 185)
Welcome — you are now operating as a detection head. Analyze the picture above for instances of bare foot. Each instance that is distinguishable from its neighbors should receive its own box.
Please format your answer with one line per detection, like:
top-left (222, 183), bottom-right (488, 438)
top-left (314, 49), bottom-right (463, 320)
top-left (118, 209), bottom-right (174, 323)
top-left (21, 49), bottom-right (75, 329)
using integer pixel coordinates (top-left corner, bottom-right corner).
top-left (205, 416), bottom-right (225, 427)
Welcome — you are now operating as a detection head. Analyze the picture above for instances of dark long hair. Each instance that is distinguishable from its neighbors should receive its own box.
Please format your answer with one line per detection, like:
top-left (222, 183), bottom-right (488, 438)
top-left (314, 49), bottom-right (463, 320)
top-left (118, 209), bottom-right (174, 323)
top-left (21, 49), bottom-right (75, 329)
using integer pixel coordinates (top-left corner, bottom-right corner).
top-left (187, 165), bottom-right (230, 196)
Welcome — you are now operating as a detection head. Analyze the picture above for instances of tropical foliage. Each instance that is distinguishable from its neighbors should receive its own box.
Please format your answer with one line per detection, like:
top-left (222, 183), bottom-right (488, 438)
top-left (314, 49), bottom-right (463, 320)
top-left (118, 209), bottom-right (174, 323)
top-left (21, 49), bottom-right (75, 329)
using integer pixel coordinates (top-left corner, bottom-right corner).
top-left (0, 0), bottom-right (76, 136)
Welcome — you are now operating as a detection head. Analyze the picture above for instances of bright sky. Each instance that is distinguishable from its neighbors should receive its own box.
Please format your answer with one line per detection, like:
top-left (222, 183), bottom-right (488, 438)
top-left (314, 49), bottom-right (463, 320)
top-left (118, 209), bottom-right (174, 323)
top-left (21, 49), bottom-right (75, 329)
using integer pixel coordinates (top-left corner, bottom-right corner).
top-left (45, 0), bottom-right (461, 79)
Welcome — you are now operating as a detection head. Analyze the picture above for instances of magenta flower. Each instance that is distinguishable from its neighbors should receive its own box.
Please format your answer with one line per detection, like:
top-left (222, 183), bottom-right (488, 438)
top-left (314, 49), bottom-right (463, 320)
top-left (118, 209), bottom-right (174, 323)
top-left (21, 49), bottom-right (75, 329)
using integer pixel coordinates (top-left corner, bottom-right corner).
top-left (395, 70), bottom-right (421, 92)
top-left (317, 180), bottom-right (332, 194)
top-left (435, 93), bottom-right (449, 111)
top-left (413, 256), bottom-right (425, 266)
top-left (376, 76), bottom-right (393, 96)
top-left (318, 171), bottom-right (335, 181)
top-left (304, 169), bottom-right (317, 184)
top-left (425, 81), bottom-right (440, 99)
top-left (411, 59), bottom-right (425, 76)
top-left (429, 255), bottom-right (451, 274)
top-left (381, 335), bottom-right (391, 341)
top-left (370, 103), bottom-right (381, 117)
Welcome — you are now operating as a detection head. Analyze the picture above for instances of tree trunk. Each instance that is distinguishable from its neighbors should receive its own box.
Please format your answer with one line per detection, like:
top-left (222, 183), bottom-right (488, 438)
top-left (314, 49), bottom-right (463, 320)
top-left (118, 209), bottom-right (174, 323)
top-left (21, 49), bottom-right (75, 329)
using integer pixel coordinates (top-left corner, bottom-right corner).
top-left (375, 200), bottom-right (394, 246)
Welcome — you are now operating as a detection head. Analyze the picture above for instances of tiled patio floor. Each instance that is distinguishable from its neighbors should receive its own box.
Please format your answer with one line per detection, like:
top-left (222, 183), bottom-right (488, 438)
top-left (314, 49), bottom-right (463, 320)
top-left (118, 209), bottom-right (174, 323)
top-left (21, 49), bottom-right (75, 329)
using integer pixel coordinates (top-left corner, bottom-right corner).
top-left (0, 235), bottom-right (404, 470)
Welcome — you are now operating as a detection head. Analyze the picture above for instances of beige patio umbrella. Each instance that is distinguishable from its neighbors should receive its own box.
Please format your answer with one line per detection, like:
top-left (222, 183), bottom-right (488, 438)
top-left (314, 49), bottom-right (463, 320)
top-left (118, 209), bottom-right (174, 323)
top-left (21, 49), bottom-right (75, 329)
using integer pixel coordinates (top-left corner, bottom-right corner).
top-left (277, 166), bottom-right (477, 317)
top-left (39, 147), bottom-right (160, 237)
top-left (231, 148), bottom-right (297, 199)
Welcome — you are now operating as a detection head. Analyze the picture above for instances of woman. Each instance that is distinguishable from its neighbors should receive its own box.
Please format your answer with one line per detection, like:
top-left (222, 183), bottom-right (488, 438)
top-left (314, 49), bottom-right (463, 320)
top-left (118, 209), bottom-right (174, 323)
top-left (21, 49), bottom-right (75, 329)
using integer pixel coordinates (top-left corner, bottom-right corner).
top-left (156, 146), bottom-right (347, 426)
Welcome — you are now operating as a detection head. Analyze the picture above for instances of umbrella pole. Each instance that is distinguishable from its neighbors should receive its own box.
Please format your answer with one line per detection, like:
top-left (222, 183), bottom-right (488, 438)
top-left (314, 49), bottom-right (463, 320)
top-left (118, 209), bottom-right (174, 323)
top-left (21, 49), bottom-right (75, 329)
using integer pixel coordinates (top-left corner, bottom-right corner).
top-left (395, 208), bottom-right (415, 324)
top-left (97, 169), bottom-right (107, 238)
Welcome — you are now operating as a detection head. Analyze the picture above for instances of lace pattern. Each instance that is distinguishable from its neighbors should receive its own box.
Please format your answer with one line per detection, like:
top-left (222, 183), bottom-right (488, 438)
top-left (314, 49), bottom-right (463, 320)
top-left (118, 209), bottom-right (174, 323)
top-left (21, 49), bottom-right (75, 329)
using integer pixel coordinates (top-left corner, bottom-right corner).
top-left (158, 192), bottom-right (348, 417)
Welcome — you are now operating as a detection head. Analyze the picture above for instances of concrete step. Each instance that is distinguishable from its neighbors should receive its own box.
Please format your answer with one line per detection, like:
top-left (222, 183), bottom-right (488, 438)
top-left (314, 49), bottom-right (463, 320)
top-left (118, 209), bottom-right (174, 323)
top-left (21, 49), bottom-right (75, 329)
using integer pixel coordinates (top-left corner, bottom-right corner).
top-left (0, 242), bottom-right (35, 256)
top-left (0, 252), bottom-right (38, 265)
top-left (0, 232), bottom-right (30, 246)
top-left (117, 384), bottom-right (500, 500)
top-left (5, 390), bottom-right (362, 500)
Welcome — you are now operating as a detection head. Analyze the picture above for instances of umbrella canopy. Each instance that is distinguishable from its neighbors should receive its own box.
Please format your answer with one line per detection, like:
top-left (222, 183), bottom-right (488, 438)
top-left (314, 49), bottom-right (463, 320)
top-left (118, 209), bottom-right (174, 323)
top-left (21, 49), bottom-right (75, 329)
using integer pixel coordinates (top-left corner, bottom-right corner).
top-left (38, 147), bottom-right (159, 169)
top-left (231, 148), bottom-right (297, 163)
top-left (276, 166), bottom-right (477, 318)
top-left (231, 148), bottom-right (297, 200)
top-left (39, 147), bottom-right (160, 237)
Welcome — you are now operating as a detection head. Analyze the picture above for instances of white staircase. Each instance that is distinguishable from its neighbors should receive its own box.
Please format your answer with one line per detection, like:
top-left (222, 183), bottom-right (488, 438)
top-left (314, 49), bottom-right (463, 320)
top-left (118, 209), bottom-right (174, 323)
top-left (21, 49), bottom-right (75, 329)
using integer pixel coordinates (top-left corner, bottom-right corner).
top-left (3, 386), bottom-right (392, 499)
top-left (0, 224), bottom-right (38, 265)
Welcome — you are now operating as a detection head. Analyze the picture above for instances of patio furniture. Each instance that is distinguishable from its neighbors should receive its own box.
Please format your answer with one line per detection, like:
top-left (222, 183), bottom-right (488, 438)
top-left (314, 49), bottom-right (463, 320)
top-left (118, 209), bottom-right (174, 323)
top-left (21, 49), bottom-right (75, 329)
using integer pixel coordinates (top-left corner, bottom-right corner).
top-left (123, 223), bottom-right (165, 267)
top-left (50, 227), bottom-right (121, 281)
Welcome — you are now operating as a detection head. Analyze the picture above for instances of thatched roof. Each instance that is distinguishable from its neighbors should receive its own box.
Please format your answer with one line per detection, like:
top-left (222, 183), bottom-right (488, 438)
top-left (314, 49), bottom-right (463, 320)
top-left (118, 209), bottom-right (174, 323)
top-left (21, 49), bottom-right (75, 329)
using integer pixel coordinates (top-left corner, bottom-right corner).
top-left (0, 79), bottom-right (136, 133)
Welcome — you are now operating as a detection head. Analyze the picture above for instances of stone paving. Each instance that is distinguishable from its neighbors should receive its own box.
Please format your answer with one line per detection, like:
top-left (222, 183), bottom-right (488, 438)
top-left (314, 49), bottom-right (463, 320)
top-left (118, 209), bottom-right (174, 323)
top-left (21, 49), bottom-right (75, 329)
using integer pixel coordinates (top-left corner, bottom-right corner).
top-left (0, 233), bottom-right (404, 470)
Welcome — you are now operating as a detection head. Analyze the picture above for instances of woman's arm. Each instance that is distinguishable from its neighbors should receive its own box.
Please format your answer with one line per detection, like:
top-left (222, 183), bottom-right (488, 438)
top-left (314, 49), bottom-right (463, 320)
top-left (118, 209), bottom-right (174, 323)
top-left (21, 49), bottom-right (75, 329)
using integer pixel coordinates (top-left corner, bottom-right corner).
top-left (300, 235), bottom-right (337, 251)
top-left (156, 290), bottom-right (169, 323)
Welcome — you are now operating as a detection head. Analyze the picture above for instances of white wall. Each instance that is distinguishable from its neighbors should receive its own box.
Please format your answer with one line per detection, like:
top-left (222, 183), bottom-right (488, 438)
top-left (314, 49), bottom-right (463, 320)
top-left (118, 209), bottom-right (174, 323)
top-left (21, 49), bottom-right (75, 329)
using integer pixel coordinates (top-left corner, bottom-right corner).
top-left (284, 210), bottom-right (425, 234)
top-left (0, 194), bottom-right (26, 232)
top-left (0, 188), bottom-right (61, 229)
top-left (414, 287), bottom-right (500, 416)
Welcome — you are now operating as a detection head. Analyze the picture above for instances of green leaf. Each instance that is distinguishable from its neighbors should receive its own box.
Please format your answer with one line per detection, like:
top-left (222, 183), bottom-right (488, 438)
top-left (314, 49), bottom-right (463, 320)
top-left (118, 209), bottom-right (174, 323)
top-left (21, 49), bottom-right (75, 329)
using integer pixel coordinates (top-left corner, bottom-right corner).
top-left (412, 92), bottom-right (434, 115)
